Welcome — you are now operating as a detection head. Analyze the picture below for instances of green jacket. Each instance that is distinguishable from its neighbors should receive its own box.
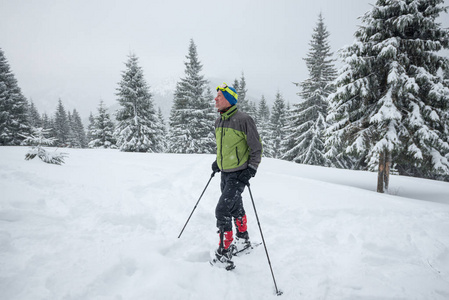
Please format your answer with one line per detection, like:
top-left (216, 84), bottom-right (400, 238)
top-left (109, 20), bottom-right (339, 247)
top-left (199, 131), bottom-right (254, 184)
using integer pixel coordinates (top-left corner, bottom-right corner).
top-left (215, 106), bottom-right (262, 172)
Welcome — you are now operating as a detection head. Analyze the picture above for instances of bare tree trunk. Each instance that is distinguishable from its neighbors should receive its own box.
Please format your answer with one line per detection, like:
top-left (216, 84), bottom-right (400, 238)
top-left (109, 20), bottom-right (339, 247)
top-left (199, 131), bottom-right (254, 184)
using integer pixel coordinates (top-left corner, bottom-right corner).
top-left (384, 151), bottom-right (391, 192)
top-left (377, 150), bottom-right (391, 193)
top-left (377, 152), bottom-right (385, 193)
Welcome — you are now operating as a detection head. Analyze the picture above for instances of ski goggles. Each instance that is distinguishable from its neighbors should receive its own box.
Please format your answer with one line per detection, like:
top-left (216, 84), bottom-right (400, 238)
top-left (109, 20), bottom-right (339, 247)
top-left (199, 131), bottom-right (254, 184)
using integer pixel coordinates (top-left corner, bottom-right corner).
top-left (216, 83), bottom-right (238, 100)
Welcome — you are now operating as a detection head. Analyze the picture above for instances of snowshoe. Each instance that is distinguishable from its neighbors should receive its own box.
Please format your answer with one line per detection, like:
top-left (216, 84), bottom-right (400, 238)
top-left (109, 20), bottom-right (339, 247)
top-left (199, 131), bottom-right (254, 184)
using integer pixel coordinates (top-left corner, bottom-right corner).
top-left (210, 245), bottom-right (236, 271)
top-left (233, 241), bottom-right (262, 256)
top-left (210, 257), bottom-right (235, 270)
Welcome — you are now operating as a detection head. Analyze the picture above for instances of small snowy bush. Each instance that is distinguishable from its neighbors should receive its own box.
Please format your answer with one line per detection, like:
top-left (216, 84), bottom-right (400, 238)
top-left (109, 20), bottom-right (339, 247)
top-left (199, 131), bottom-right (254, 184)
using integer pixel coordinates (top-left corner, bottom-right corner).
top-left (22, 128), bottom-right (68, 165)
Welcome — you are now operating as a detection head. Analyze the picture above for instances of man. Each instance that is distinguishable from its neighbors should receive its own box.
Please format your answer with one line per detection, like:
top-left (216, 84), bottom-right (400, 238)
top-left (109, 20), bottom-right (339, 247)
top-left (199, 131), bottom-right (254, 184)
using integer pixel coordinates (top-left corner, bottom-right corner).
top-left (211, 83), bottom-right (262, 266)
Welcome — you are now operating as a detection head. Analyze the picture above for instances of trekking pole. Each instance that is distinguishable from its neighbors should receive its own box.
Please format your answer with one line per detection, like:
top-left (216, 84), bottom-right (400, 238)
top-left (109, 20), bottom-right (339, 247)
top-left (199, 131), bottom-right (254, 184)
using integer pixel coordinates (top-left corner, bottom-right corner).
top-left (248, 185), bottom-right (283, 296)
top-left (178, 172), bottom-right (216, 239)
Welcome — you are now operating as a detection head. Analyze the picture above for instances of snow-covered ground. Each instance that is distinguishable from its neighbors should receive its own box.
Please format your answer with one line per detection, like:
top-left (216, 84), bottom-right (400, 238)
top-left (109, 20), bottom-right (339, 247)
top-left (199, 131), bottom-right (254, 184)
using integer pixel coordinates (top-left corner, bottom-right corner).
top-left (1, 146), bottom-right (449, 300)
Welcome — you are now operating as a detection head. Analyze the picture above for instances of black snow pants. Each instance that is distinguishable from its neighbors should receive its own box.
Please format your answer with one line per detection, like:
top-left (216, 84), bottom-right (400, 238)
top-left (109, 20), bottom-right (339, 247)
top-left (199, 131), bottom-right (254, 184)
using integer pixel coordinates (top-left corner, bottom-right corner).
top-left (215, 170), bottom-right (246, 232)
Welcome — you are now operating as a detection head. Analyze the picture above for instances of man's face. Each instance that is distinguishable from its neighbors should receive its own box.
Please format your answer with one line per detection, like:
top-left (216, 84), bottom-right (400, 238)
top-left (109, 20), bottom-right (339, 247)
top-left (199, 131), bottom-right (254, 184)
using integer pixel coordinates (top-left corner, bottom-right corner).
top-left (215, 90), bottom-right (231, 111)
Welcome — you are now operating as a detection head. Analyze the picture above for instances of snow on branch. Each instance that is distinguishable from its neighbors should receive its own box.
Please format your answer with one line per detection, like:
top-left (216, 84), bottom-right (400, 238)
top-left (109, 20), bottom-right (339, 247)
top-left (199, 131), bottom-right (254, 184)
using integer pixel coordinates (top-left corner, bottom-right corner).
top-left (370, 89), bottom-right (402, 124)
top-left (431, 149), bottom-right (449, 174)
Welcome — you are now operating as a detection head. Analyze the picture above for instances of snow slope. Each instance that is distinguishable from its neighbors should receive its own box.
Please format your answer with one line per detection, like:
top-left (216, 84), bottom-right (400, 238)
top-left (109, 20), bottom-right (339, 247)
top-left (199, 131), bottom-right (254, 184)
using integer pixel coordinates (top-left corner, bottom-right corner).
top-left (1, 147), bottom-right (449, 300)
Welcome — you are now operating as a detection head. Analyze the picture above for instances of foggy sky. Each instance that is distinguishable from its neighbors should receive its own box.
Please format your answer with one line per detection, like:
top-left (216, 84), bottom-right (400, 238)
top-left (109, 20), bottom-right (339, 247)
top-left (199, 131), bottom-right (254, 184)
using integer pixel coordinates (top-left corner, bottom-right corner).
top-left (1, 0), bottom-right (448, 118)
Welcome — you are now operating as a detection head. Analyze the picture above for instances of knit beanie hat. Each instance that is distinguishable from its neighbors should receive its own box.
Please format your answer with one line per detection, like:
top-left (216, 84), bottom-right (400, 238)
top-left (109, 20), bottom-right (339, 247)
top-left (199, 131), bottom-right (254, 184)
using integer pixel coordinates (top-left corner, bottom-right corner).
top-left (222, 86), bottom-right (238, 106)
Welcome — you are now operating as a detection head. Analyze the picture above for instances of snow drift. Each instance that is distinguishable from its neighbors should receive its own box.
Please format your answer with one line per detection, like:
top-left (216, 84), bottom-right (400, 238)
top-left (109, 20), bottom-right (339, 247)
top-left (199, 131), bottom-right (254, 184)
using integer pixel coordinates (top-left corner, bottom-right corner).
top-left (1, 147), bottom-right (449, 299)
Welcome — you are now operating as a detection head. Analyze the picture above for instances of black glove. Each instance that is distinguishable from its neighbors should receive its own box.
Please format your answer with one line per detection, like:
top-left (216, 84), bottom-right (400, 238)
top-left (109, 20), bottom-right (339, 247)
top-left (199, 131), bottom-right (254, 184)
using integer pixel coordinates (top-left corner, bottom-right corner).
top-left (212, 160), bottom-right (221, 174)
top-left (238, 166), bottom-right (257, 186)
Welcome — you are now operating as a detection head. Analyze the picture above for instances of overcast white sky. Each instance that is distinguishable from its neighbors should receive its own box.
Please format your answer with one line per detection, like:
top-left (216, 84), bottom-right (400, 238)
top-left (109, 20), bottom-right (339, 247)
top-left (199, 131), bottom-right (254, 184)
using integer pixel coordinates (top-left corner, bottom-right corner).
top-left (1, 0), bottom-right (448, 118)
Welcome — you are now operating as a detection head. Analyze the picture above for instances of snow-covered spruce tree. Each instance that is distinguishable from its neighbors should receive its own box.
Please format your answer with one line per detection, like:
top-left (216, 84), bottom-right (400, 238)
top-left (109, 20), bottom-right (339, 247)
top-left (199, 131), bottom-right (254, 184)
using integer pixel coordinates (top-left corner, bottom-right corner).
top-left (248, 100), bottom-right (258, 120)
top-left (157, 107), bottom-right (168, 152)
top-left (88, 101), bottom-right (116, 149)
top-left (67, 109), bottom-right (87, 148)
top-left (327, 0), bottom-right (449, 191)
top-left (74, 109), bottom-right (87, 148)
top-left (268, 91), bottom-right (288, 159)
top-left (236, 72), bottom-right (251, 113)
top-left (201, 86), bottom-right (217, 150)
top-left (40, 112), bottom-right (54, 139)
top-left (168, 39), bottom-right (215, 154)
top-left (28, 101), bottom-right (42, 129)
top-left (41, 113), bottom-right (51, 130)
top-left (0, 48), bottom-right (31, 145)
top-left (114, 53), bottom-right (163, 153)
top-left (283, 13), bottom-right (337, 166)
top-left (233, 79), bottom-right (240, 95)
top-left (86, 112), bottom-right (94, 146)
top-left (280, 102), bottom-right (296, 158)
top-left (66, 111), bottom-right (75, 147)
top-left (256, 95), bottom-right (271, 156)
top-left (53, 99), bottom-right (70, 147)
